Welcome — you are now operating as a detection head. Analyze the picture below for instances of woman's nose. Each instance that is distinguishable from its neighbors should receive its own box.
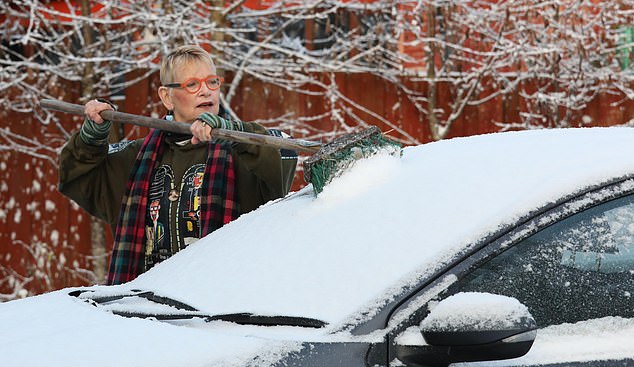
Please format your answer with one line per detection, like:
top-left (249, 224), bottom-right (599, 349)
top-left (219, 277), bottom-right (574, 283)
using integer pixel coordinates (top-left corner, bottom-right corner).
top-left (199, 82), bottom-right (213, 95)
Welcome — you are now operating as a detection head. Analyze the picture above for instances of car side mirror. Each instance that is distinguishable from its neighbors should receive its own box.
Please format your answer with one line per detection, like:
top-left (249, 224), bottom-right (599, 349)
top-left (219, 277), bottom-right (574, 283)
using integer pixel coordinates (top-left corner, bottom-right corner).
top-left (395, 292), bottom-right (537, 367)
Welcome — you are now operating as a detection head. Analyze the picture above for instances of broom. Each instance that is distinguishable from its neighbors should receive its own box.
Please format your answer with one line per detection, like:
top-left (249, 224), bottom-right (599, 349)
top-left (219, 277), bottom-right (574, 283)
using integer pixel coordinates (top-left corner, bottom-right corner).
top-left (40, 99), bottom-right (401, 194)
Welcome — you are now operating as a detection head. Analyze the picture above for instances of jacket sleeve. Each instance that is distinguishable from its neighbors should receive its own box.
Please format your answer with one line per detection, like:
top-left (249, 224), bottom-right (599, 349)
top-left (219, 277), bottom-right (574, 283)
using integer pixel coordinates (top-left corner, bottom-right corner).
top-left (233, 122), bottom-right (297, 213)
top-left (58, 133), bottom-right (139, 226)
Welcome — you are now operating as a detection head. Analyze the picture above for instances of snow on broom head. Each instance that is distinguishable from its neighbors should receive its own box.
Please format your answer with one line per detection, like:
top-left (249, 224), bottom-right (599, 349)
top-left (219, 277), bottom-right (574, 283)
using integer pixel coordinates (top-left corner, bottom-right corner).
top-left (303, 126), bottom-right (402, 194)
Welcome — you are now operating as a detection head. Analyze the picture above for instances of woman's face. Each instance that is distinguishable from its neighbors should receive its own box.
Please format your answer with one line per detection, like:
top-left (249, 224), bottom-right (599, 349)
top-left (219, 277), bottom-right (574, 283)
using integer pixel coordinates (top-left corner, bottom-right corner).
top-left (159, 59), bottom-right (220, 123)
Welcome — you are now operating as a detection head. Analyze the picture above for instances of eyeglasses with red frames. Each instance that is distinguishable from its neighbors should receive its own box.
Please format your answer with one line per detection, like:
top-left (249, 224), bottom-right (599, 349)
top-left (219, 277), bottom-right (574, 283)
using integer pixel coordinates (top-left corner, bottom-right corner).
top-left (163, 76), bottom-right (224, 94)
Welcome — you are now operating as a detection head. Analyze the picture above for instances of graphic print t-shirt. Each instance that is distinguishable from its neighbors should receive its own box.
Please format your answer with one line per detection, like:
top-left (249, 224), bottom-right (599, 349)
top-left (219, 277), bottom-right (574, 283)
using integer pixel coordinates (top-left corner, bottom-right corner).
top-left (144, 163), bottom-right (206, 270)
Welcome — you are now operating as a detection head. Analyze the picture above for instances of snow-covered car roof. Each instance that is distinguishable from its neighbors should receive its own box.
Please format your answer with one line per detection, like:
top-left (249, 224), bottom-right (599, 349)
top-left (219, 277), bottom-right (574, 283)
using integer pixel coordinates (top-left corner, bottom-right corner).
top-left (4, 127), bottom-right (634, 367)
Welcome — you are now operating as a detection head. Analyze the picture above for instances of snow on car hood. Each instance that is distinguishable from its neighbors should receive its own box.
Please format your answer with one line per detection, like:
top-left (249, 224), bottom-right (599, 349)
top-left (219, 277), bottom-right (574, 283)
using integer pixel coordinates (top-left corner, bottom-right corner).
top-left (123, 127), bottom-right (634, 327)
top-left (0, 289), bottom-right (317, 367)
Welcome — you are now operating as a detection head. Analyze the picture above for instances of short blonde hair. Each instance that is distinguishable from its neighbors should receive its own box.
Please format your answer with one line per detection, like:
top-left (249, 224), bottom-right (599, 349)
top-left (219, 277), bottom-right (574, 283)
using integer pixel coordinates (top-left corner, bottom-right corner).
top-left (160, 45), bottom-right (215, 85)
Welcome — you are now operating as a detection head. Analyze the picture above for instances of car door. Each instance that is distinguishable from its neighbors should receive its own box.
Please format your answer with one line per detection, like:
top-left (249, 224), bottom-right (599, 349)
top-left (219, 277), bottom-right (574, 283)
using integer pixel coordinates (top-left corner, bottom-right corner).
top-left (386, 180), bottom-right (634, 367)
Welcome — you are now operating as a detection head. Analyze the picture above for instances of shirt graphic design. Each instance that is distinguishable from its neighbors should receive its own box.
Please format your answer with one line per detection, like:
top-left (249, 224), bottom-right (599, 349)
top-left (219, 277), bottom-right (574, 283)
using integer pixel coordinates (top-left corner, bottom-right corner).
top-left (144, 163), bottom-right (207, 270)
top-left (177, 164), bottom-right (206, 249)
top-left (145, 165), bottom-right (174, 269)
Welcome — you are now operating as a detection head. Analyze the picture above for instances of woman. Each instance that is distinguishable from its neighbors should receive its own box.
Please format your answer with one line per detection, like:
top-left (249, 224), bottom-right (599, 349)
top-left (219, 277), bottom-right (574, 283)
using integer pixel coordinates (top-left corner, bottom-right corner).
top-left (59, 45), bottom-right (295, 285)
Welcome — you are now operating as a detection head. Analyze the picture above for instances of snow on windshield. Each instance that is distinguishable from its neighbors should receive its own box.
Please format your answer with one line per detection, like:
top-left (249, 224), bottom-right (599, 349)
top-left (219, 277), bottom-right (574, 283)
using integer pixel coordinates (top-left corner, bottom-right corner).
top-left (5, 128), bottom-right (634, 367)
top-left (125, 128), bottom-right (634, 327)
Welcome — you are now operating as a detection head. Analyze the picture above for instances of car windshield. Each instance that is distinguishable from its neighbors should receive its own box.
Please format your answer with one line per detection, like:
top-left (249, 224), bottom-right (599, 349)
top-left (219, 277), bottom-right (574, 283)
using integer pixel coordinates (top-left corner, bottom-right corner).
top-left (119, 128), bottom-right (634, 327)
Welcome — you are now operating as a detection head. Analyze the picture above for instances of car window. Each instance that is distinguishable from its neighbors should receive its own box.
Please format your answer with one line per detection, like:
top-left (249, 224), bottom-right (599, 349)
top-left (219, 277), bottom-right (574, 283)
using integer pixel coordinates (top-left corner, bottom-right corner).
top-left (442, 194), bottom-right (634, 327)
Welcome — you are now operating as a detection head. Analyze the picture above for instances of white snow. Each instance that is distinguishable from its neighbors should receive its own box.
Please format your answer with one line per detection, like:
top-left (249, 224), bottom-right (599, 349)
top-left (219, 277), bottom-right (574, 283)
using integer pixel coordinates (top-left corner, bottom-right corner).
top-left (32, 179), bottom-right (41, 192)
top-left (0, 292), bottom-right (300, 367)
top-left (420, 292), bottom-right (532, 332)
top-left (45, 199), bottom-right (56, 211)
top-left (13, 208), bottom-right (21, 224)
top-left (2, 127), bottom-right (634, 366)
top-left (127, 127), bottom-right (634, 327)
top-left (458, 317), bottom-right (634, 366)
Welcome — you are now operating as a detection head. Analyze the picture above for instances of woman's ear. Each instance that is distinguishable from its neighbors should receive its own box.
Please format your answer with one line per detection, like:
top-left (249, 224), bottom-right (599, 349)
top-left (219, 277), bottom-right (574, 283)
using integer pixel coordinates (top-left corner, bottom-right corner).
top-left (158, 86), bottom-right (174, 111)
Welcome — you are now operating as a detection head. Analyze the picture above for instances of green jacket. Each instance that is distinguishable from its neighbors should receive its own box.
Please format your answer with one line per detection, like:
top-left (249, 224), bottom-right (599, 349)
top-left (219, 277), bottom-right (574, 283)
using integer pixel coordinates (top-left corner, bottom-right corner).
top-left (59, 122), bottom-right (296, 246)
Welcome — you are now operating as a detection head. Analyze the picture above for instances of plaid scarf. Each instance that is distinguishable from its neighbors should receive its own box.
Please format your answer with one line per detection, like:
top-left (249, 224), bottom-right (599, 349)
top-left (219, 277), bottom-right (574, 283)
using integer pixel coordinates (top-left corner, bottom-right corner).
top-left (107, 129), bottom-right (239, 285)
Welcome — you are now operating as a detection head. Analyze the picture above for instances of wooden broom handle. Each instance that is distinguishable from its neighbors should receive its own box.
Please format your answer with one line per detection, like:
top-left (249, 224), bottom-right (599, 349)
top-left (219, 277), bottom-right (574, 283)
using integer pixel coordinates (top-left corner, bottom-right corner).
top-left (40, 99), bottom-right (321, 153)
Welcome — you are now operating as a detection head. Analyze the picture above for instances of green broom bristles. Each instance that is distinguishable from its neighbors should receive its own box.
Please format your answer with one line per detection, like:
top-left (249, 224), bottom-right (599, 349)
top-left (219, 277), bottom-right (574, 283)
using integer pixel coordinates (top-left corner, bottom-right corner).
top-left (303, 126), bottom-right (402, 194)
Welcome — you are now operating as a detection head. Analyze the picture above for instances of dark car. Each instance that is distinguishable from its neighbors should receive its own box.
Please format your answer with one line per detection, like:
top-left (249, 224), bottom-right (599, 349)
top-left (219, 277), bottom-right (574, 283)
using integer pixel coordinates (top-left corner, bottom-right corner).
top-left (2, 127), bottom-right (634, 367)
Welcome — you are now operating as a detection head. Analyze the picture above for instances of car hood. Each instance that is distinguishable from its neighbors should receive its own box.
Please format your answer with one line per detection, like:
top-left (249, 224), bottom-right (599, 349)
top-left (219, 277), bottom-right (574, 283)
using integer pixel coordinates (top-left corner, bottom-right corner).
top-left (0, 289), bottom-right (326, 367)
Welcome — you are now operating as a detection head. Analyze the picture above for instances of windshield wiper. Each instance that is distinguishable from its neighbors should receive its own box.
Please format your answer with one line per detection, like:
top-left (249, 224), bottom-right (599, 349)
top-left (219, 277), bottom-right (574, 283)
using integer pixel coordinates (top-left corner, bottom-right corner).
top-left (70, 289), bottom-right (198, 311)
top-left (69, 289), bottom-right (327, 328)
top-left (112, 310), bottom-right (327, 328)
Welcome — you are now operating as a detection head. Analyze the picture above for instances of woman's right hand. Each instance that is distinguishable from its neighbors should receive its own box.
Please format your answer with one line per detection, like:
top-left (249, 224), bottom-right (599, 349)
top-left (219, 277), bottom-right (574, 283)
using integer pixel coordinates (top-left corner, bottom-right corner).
top-left (84, 99), bottom-right (114, 124)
